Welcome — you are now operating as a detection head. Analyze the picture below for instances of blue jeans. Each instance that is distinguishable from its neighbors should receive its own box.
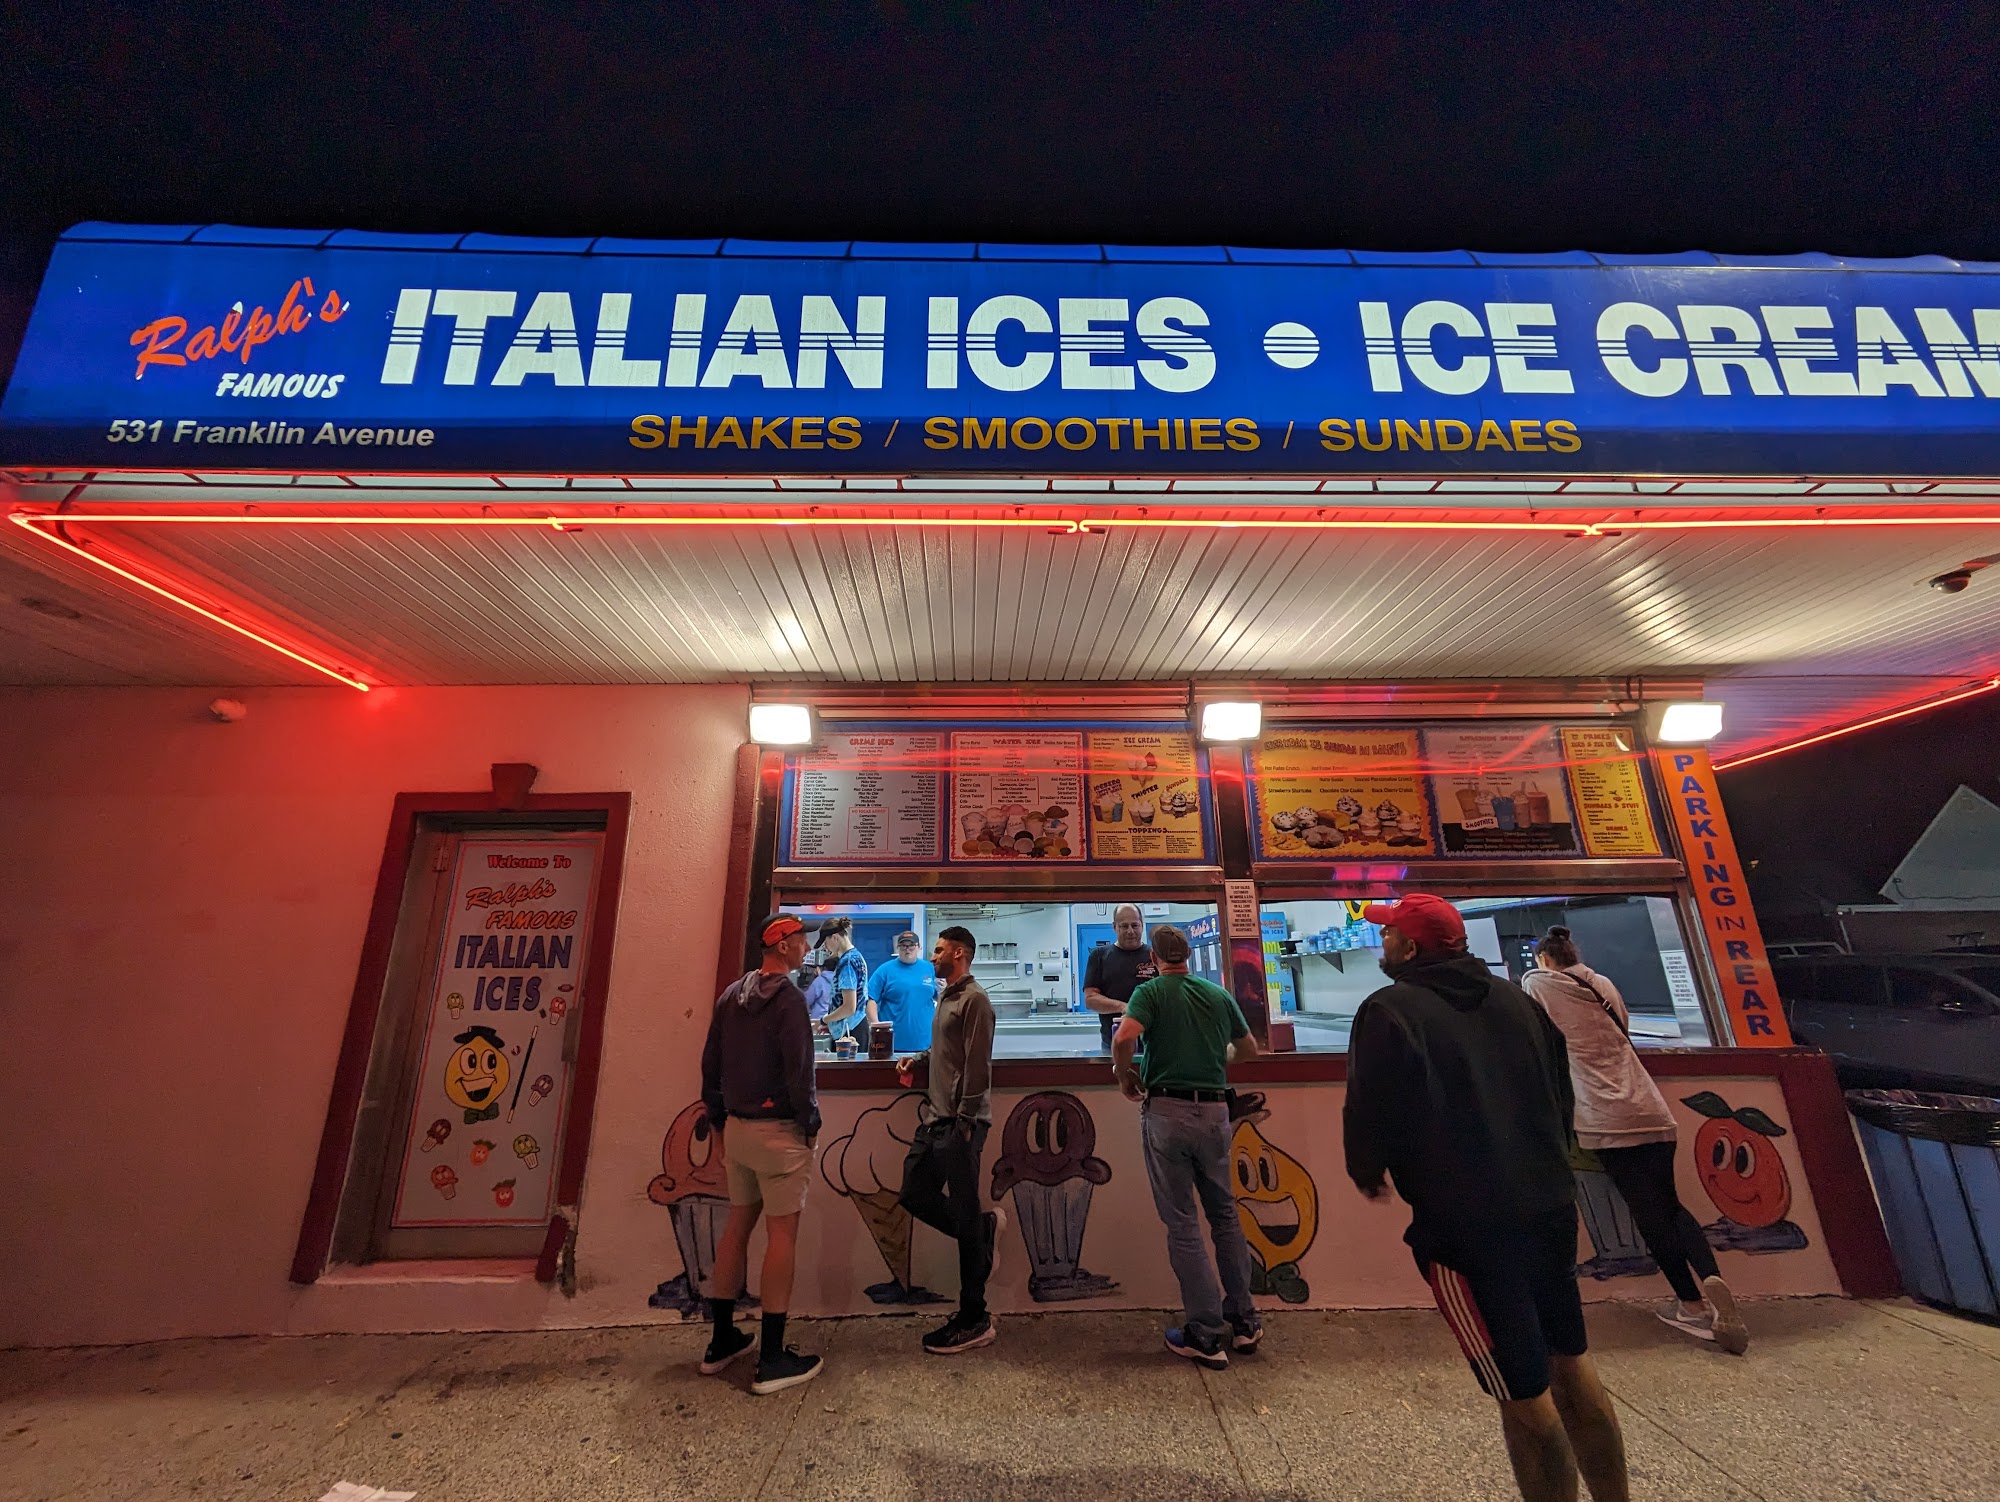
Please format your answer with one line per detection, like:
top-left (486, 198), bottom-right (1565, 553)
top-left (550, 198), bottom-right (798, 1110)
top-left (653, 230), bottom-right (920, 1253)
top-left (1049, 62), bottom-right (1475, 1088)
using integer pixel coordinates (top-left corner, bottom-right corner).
top-left (1140, 1097), bottom-right (1257, 1345)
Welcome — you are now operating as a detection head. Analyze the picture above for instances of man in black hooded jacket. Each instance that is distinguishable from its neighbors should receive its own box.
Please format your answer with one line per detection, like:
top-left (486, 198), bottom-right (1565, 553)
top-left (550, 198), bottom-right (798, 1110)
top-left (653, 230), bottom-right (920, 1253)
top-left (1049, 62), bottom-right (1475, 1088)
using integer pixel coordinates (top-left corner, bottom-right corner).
top-left (1345, 893), bottom-right (1629, 1502)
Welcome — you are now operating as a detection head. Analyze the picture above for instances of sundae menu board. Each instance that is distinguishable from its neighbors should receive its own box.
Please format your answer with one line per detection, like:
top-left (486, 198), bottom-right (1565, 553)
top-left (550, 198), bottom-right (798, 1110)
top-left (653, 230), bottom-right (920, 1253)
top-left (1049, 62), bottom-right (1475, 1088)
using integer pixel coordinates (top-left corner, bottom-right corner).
top-left (1426, 725), bottom-right (1579, 855)
top-left (1558, 726), bottom-right (1663, 857)
top-left (1250, 727), bottom-right (1437, 860)
top-left (1085, 729), bottom-right (1205, 861)
top-left (948, 730), bottom-right (1086, 861)
top-left (788, 730), bottom-right (944, 863)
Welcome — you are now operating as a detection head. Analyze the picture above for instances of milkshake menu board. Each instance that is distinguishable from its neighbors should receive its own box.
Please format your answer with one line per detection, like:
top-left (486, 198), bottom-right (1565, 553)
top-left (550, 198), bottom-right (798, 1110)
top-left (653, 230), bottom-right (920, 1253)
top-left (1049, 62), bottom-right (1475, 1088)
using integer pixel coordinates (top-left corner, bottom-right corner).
top-left (787, 731), bottom-right (944, 863)
top-left (1250, 727), bottom-right (1436, 859)
top-left (391, 837), bottom-right (596, 1229)
top-left (1085, 730), bottom-right (1206, 861)
top-left (949, 730), bottom-right (1085, 860)
top-left (1559, 726), bottom-right (1664, 857)
top-left (1426, 725), bottom-right (1578, 855)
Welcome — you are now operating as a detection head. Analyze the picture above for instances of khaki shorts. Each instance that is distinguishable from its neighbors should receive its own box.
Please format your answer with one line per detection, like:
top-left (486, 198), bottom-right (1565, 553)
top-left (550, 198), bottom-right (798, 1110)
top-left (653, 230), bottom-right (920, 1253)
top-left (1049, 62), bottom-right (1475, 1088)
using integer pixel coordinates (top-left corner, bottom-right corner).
top-left (722, 1117), bottom-right (812, 1216)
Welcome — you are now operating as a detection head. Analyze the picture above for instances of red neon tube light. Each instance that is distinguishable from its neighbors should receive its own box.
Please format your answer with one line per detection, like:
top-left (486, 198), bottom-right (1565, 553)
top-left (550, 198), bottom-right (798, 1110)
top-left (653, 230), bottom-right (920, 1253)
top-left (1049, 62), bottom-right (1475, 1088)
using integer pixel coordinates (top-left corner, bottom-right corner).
top-left (1713, 676), bottom-right (2000, 772)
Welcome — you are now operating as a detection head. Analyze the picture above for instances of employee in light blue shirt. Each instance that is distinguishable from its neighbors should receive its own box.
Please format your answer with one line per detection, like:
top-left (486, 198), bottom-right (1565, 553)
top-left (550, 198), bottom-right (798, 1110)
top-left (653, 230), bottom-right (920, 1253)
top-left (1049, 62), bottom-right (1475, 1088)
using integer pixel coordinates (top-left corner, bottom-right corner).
top-left (817, 917), bottom-right (868, 1048)
top-left (867, 930), bottom-right (938, 1051)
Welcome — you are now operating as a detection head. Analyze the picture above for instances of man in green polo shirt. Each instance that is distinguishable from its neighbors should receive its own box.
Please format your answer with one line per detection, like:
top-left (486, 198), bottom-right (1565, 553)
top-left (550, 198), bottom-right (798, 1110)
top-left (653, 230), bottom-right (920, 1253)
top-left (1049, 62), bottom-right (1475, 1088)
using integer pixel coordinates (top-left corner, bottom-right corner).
top-left (1112, 923), bottom-right (1262, 1370)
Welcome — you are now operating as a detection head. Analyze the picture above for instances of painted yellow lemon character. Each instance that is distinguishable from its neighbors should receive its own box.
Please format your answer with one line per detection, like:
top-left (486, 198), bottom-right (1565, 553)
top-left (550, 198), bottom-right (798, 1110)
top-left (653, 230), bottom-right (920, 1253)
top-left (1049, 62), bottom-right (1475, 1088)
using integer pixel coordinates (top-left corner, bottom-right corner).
top-left (1231, 1118), bottom-right (1320, 1302)
top-left (445, 1025), bottom-right (510, 1124)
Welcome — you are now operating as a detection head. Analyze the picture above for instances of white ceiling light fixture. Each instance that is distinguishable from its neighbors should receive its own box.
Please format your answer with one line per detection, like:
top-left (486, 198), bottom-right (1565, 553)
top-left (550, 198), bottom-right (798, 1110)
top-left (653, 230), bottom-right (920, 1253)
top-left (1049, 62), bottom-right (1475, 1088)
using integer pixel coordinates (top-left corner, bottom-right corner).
top-left (749, 703), bottom-right (814, 746)
top-left (1199, 701), bottom-right (1264, 742)
top-left (1653, 701), bottom-right (1724, 744)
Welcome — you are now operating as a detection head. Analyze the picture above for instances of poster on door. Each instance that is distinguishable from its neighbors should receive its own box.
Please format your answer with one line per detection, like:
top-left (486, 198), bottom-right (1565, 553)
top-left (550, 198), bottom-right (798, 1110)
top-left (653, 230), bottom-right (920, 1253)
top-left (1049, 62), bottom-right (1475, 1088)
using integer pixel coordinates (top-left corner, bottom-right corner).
top-left (948, 731), bottom-right (1085, 860)
top-left (1084, 729), bottom-right (1208, 862)
top-left (390, 837), bottom-right (599, 1227)
top-left (1425, 725), bottom-right (1579, 856)
top-left (1249, 727), bottom-right (1436, 859)
top-left (786, 730), bottom-right (944, 863)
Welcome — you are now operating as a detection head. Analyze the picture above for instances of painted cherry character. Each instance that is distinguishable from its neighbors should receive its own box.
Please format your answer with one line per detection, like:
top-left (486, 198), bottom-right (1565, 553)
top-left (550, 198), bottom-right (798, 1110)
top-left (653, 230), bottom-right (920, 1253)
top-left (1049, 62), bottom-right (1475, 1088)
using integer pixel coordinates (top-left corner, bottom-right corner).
top-left (429, 1164), bottom-right (458, 1200)
top-left (421, 1118), bottom-right (452, 1153)
top-left (469, 1138), bottom-right (495, 1167)
top-left (493, 1179), bottom-right (517, 1209)
top-left (1683, 1091), bottom-right (1793, 1228)
top-left (547, 994), bottom-right (569, 1023)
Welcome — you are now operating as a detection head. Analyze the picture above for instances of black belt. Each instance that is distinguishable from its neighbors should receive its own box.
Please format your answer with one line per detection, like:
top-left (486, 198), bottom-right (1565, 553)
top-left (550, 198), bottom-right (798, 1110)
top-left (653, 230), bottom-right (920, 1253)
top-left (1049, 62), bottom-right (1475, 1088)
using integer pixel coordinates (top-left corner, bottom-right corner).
top-left (1149, 1086), bottom-right (1230, 1104)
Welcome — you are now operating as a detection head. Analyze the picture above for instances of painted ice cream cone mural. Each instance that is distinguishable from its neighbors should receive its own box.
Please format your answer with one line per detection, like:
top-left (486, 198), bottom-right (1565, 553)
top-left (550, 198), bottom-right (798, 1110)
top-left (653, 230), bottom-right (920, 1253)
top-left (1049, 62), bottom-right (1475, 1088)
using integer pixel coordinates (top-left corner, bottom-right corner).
top-left (991, 1091), bottom-right (1117, 1301)
top-left (646, 1101), bottom-right (752, 1318)
top-left (819, 1092), bottom-right (945, 1305)
top-left (1229, 1105), bottom-right (1320, 1303)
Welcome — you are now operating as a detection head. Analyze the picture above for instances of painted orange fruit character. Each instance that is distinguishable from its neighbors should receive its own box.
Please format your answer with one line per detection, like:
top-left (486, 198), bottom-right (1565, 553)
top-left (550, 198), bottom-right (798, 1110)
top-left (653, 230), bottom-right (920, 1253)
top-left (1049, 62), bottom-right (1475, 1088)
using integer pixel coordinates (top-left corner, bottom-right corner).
top-left (1681, 1091), bottom-right (1809, 1253)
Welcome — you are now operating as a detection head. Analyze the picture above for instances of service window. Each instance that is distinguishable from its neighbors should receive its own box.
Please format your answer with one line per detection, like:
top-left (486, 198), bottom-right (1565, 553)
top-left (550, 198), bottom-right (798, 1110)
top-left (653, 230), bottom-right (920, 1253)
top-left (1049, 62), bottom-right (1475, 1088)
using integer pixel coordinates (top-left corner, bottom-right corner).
top-left (1261, 893), bottom-right (1714, 1052)
top-left (781, 899), bottom-right (1220, 1060)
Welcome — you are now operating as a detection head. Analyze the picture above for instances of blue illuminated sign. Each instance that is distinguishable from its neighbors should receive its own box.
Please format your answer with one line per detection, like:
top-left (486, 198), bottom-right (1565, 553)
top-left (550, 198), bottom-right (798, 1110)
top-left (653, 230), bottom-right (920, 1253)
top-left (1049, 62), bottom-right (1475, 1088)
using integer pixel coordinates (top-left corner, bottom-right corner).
top-left (3, 225), bottom-right (1998, 476)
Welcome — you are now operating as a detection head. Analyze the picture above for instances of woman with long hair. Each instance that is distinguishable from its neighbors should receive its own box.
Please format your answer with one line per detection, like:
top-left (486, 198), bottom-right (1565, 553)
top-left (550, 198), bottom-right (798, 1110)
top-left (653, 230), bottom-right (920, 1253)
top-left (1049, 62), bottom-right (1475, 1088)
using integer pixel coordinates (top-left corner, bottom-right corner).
top-left (1523, 926), bottom-right (1750, 1354)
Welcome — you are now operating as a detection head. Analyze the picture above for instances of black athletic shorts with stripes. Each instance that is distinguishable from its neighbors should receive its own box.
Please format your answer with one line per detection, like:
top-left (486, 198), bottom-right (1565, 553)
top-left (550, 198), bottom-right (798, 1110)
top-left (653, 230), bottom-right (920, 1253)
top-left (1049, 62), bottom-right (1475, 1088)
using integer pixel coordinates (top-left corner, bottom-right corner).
top-left (1413, 1205), bottom-right (1588, 1402)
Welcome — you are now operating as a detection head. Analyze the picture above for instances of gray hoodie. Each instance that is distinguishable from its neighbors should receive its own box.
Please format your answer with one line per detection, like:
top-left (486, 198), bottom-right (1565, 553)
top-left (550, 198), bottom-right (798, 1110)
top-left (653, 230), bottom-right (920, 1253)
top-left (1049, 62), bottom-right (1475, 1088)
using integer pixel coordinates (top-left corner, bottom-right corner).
top-left (1522, 964), bottom-right (1676, 1150)
top-left (701, 969), bottom-right (820, 1139)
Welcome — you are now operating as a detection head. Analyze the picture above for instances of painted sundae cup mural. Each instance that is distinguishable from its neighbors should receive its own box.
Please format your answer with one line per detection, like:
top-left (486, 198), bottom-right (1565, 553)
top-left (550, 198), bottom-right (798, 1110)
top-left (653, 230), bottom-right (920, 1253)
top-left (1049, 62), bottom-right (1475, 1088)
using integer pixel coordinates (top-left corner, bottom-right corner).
top-left (1683, 1091), bottom-right (1810, 1252)
top-left (1571, 1145), bottom-right (1659, 1280)
top-left (647, 1101), bottom-right (754, 1318)
top-left (1228, 1100), bottom-right (1320, 1303)
top-left (991, 1091), bottom-right (1117, 1301)
top-left (819, 1092), bottom-right (946, 1305)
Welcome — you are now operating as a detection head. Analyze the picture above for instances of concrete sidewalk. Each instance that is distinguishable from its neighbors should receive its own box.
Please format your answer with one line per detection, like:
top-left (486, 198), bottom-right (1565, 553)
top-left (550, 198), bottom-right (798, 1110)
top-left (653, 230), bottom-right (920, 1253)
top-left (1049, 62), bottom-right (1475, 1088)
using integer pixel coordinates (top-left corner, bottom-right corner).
top-left (2, 1298), bottom-right (1995, 1501)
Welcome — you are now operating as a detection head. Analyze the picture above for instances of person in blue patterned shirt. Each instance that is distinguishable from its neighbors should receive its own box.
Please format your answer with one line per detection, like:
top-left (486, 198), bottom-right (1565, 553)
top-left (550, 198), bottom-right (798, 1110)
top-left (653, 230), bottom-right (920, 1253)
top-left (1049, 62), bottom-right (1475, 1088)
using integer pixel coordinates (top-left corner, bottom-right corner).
top-left (816, 917), bottom-right (868, 1048)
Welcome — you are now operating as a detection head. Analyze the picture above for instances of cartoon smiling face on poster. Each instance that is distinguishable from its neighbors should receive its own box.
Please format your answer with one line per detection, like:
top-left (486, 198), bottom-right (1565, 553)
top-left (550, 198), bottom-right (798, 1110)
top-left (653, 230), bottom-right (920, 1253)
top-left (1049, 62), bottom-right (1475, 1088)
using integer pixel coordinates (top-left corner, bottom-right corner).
top-left (444, 1025), bottom-right (510, 1123)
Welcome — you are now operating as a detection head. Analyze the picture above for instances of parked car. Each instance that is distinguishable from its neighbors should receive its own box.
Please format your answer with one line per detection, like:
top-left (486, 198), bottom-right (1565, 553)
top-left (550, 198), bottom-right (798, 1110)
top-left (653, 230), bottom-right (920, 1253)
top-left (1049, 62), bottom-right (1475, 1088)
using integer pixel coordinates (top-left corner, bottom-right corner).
top-left (1773, 953), bottom-right (2000, 1093)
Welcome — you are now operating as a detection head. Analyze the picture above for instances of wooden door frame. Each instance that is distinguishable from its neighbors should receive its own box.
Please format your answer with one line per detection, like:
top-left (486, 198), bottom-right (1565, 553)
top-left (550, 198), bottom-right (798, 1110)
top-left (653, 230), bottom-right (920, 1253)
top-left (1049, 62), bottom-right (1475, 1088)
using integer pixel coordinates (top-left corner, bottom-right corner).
top-left (291, 766), bottom-right (632, 1284)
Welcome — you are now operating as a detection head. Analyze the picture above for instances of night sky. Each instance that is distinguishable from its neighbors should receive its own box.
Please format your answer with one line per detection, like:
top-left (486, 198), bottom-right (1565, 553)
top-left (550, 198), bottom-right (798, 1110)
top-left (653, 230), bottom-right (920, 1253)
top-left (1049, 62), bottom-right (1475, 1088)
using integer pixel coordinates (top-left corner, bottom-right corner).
top-left (3, 2), bottom-right (1997, 918)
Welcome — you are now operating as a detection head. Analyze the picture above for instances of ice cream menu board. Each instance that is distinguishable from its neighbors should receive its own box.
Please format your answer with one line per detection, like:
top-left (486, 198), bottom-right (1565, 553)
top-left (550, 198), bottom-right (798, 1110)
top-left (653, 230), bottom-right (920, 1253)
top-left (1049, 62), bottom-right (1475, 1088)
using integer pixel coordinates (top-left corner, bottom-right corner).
top-left (1428, 725), bottom-right (1579, 855)
top-left (787, 731), bottom-right (944, 863)
top-left (391, 836), bottom-right (596, 1229)
top-left (949, 730), bottom-right (1085, 860)
top-left (1085, 730), bottom-right (1205, 861)
top-left (1559, 726), bottom-right (1663, 857)
top-left (1250, 727), bottom-right (1437, 860)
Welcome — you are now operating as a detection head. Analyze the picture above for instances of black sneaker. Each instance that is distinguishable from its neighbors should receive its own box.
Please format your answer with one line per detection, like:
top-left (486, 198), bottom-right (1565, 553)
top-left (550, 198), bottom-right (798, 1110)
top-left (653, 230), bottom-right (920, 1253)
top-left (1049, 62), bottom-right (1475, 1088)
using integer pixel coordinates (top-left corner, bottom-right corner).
top-left (1166, 1326), bottom-right (1228, 1370)
top-left (923, 1313), bottom-right (997, 1354)
top-left (1229, 1319), bottom-right (1263, 1354)
top-left (750, 1346), bottom-right (823, 1395)
top-left (698, 1324), bottom-right (756, 1375)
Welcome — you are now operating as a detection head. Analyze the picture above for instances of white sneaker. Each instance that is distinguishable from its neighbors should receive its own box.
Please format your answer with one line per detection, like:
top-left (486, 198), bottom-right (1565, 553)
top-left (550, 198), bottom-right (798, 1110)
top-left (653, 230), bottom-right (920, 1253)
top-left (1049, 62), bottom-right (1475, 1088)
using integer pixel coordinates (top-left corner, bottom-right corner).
top-left (1701, 1275), bottom-right (1750, 1355)
top-left (1655, 1299), bottom-right (1717, 1342)
top-left (987, 1205), bottom-right (1007, 1284)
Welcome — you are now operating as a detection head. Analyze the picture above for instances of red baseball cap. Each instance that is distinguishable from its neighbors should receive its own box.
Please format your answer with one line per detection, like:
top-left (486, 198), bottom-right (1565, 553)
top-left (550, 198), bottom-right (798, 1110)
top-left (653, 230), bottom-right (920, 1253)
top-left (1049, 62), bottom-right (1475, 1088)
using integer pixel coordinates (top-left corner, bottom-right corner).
top-left (1361, 893), bottom-right (1466, 951)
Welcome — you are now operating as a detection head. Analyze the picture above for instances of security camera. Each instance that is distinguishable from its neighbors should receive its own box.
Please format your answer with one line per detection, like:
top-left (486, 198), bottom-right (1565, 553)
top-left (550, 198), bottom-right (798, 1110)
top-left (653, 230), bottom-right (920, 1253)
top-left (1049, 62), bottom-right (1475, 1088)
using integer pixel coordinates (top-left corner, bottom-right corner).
top-left (1931, 570), bottom-right (1974, 593)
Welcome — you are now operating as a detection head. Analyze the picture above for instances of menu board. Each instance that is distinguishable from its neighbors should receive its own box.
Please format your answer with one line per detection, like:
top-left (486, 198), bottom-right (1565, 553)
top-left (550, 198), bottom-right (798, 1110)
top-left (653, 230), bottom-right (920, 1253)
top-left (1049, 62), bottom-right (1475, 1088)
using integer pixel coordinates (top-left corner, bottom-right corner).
top-left (1250, 727), bottom-right (1436, 860)
top-left (788, 731), bottom-right (943, 863)
top-left (1085, 729), bottom-right (1205, 861)
top-left (1426, 725), bottom-right (1579, 856)
top-left (948, 730), bottom-right (1085, 861)
top-left (1559, 726), bottom-right (1664, 857)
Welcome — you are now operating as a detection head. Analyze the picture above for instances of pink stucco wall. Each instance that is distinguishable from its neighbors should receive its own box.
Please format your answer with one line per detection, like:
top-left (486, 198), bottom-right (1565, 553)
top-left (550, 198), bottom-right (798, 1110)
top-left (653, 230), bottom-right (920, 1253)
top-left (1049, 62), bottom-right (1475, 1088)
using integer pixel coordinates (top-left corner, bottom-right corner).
top-left (0, 685), bottom-right (747, 1347)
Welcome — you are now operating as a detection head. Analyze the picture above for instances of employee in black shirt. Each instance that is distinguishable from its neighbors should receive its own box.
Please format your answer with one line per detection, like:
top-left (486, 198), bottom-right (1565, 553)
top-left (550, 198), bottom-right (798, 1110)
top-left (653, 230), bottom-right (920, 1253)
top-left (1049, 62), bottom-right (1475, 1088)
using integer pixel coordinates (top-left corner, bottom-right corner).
top-left (1082, 903), bottom-right (1158, 1052)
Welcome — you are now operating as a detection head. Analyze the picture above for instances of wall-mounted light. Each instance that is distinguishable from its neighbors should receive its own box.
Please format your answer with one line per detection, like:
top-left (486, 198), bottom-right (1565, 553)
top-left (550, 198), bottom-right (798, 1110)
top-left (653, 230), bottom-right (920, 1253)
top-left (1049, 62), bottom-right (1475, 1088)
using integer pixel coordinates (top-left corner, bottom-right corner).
top-left (1199, 701), bottom-right (1263, 742)
top-left (1652, 701), bottom-right (1724, 744)
top-left (749, 703), bottom-right (814, 746)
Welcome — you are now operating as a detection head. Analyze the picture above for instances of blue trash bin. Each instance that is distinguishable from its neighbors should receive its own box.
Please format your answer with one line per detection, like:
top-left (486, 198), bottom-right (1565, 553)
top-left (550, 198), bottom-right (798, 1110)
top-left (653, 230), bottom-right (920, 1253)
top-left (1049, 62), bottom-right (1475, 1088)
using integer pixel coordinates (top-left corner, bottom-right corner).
top-left (1849, 1089), bottom-right (2000, 1320)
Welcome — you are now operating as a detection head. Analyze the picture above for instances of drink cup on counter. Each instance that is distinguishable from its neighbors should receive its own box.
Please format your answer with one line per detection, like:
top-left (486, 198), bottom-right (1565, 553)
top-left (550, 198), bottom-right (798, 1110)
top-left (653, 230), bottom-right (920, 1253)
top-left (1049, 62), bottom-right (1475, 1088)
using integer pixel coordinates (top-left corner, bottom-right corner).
top-left (834, 1034), bottom-right (858, 1061)
top-left (868, 1022), bottom-right (895, 1059)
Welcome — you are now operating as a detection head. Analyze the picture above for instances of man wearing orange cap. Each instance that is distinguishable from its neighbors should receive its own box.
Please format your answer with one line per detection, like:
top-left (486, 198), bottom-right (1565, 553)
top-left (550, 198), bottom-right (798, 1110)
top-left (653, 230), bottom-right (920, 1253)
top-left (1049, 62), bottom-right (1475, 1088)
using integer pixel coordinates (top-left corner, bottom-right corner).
top-left (1345, 893), bottom-right (1630, 1502)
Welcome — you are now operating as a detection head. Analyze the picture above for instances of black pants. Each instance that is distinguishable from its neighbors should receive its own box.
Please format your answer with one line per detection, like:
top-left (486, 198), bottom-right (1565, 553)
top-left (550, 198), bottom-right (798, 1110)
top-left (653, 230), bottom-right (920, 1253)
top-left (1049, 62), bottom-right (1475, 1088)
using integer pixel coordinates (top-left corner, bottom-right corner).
top-left (1595, 1140), bottom-right (1720, 1303)
top-left (900, 1120), bottom-right (992, 1320)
